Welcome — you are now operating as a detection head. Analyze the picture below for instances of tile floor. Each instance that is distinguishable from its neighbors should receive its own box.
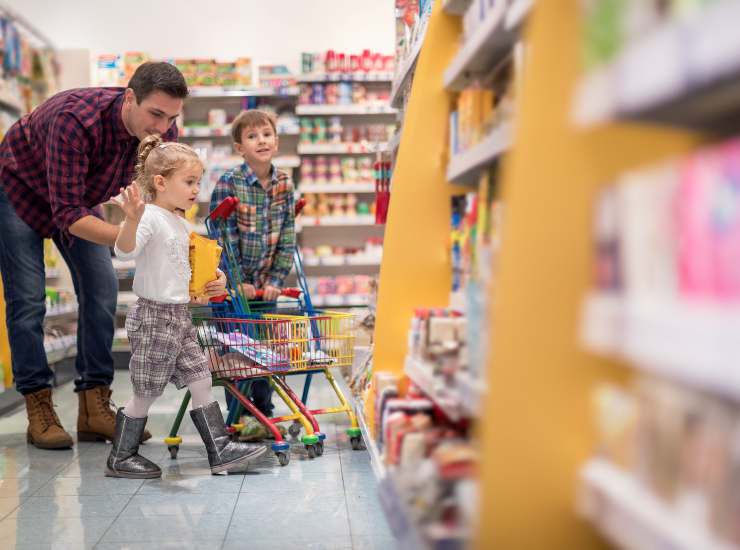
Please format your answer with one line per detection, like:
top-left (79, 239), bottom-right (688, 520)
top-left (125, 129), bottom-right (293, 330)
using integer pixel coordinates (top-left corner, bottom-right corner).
top-left (0, 373), bottom-right (394, 549)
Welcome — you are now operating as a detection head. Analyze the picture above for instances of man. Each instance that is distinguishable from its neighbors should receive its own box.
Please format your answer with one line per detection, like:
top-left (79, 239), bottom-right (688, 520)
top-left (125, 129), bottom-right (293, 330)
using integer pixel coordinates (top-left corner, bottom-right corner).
top-left (0, 62), bottom-right (224, 449)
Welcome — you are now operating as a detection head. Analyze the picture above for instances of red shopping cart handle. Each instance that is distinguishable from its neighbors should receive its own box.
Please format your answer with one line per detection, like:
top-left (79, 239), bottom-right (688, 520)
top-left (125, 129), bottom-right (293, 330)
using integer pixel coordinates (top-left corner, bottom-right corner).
top-left (209, 196), bottom-right (240, 221)
top-left (209, 294), bottom-right (229, 303)
top-left (254, 287), bottom-right (302, 299)
top-left (295, 198), bottom-right (306, 216)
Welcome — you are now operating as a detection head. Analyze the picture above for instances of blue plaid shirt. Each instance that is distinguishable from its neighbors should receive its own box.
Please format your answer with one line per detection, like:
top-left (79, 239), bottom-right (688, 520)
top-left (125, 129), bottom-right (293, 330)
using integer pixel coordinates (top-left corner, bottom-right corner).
top-left (210, 162), bottom-right (295, 288)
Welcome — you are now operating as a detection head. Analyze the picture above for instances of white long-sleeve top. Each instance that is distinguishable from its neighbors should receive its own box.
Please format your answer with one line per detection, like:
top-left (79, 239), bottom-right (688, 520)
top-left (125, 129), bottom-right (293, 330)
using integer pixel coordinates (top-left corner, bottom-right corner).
top-left (114, 204), bottom-right (192, 304)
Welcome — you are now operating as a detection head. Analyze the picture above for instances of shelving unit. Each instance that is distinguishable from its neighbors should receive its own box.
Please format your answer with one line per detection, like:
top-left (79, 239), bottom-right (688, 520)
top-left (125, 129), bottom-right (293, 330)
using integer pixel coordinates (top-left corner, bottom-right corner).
top-left (404, 356), bottom-right (463, 422)
top-left (579, 459), bottom-right (734, 550)
top-left (446, 122), bottom-right (512, 185)
top-left (299, 183), bottom-right (375, 193)
top-left (297, 72), bottom-right (393, 83)
top-left (573, 0), bottom-right (740, 131)
top-left (297, 142), bottom-right (387, 155)
top-left (296, 104), bottom-right (397, 116)
top-left (390, 16), bottom-right (430, 109)
top-left (442, 0), bottom-right (471, 16)
top-left (442, 0), bottom-right (531, 91)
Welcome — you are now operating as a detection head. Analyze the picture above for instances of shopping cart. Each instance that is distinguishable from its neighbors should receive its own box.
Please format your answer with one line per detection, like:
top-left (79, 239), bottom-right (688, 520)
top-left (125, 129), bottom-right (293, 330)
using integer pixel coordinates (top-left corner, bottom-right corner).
top-left (220, 195), bottom-right (364, 450)
top-left (164, 199), bottom-right (322, 465)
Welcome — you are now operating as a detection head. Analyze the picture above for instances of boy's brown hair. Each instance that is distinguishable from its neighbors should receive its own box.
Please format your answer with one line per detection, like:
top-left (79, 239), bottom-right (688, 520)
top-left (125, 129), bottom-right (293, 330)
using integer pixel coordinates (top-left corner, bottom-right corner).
top-left (231, 109), bottom-right (277, 144)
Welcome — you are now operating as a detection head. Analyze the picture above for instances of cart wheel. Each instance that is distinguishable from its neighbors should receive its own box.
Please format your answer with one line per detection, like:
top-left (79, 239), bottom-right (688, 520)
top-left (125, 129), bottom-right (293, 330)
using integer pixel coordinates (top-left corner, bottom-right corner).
top-left (277, 451), bottom-right (290, 467)
top-left (315, 441), bottom-right (324, 456)
top-left (168, 445), bottom-right (179, 459)
top-left (350, 436), bottom-right (363, 451)
top-left (288, 422), bottom-right (302, 439)
top-left (306, 444), bottom-right (317, 459)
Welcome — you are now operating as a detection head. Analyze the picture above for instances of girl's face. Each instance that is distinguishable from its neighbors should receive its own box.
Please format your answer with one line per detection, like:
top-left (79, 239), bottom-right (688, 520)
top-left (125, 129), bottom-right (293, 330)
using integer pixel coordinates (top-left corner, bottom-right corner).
top-left (153, 161), bottom-right (203, 212)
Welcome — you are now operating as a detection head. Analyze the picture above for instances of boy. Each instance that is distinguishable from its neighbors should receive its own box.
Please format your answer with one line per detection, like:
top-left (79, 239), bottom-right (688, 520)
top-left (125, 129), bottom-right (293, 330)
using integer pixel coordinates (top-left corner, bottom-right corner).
top-left (210, 109), bottom-right (295, 439)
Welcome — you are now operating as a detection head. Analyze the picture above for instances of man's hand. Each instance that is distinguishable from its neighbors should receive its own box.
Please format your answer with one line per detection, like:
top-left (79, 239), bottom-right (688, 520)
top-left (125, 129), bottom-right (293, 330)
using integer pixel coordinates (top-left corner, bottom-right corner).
top-left (204, 269), bottom-right (228, 298)
top-left (262, 285), bottom-right (281, 301)
top-left (238, 282), bottom-right (257, 300)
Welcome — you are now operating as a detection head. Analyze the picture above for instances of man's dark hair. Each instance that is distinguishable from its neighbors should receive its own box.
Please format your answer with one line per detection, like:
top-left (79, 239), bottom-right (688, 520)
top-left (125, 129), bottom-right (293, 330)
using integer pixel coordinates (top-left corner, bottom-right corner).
top-left (127, 62), bottom-right (188, 103)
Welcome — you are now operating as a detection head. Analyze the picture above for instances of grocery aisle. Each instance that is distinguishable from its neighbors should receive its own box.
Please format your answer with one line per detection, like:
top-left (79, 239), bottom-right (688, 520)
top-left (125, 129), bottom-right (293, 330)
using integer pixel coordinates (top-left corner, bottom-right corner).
top-left (0, 372), bottom-right (392, 549)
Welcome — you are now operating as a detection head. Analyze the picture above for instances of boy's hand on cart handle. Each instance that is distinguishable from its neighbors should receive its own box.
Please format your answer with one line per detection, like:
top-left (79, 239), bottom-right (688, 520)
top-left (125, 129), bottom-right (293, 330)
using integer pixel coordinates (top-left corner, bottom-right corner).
top-left (203, 269), bottom-right (228, 298)
top-left (239, 283), bottom-right (257, 299)
top-left (117, 184), bottom-right (146, 222)
top-left (261, 285), bottom-right (281, 301)
top-left (253, 286), bottom-right (301, 300)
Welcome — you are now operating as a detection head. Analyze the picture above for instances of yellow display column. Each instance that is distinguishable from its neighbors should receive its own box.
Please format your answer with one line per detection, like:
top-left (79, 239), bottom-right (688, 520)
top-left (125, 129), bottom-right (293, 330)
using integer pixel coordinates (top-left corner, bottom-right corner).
top-left (368, 2), bottom-right (462, 428)
top-left (475, 1), bottom-right (702, 548)
top-left (0, 278), bottom-right (11, 389)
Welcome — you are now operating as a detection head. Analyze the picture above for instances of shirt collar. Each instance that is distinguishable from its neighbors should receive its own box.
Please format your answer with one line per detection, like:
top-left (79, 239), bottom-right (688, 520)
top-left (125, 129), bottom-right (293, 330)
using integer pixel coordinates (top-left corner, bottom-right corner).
top-left (111, 91), bottom-right (135, 142)
top-left (241, 162), bottom-right (278, 188)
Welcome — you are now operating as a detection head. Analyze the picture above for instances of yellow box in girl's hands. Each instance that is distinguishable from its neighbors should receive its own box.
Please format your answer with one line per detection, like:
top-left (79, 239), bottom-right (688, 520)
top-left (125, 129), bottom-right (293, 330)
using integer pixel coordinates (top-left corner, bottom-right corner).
top-left (189, 232), bottom-right (222, 297)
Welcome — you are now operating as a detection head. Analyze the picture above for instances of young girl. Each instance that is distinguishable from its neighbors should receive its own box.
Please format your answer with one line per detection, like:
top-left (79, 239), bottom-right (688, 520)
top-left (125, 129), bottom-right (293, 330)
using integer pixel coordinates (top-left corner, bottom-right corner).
top-left (106, 135), bottom-right (266, 479)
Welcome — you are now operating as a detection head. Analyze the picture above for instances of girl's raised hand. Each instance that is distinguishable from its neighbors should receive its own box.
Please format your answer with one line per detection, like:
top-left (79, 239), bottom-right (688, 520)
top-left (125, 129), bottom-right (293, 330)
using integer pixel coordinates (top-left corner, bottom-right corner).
top-left (118, 184), bottom-right (145, 222)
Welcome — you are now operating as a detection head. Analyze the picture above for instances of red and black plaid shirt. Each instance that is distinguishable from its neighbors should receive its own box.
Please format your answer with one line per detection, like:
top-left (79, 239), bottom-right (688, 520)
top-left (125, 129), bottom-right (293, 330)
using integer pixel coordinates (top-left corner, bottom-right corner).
top-left (0, 87), bottom-right (177, 238)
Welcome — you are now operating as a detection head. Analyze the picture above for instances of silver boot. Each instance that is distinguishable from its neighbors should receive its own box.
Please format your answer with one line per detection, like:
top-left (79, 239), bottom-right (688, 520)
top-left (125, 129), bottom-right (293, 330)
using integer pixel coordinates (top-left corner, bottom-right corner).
top-left (105, 409), bottom-right (161, 479)
top-left (190, 401), bottom-right (266, 474)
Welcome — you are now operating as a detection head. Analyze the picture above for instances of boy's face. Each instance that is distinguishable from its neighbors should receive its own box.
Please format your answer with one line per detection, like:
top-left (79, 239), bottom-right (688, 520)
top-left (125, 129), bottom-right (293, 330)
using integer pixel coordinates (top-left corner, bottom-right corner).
top-left (235, 123), bottom-right (279, 166)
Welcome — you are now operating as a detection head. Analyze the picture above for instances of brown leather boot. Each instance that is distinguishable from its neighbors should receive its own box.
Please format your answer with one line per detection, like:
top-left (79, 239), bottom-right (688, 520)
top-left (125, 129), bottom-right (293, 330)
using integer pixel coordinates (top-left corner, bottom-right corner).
top-left (77, 386), bottom-right (151, 443)
top-left (24, 388), bottom-right (74, 449)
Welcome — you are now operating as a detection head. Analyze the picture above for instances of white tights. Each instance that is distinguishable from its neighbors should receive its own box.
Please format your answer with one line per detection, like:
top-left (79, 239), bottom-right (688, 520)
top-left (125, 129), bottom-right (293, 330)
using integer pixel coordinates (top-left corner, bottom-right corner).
top-left (123, 377), bottom-right (215, 418)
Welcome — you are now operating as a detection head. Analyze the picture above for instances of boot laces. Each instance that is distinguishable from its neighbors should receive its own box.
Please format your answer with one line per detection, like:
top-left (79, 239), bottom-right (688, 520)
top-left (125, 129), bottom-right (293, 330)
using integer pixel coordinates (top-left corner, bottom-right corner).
top-left (33, 395), bottom-right (61, 431)
top-left (98, 390), bottom-right (118, 420)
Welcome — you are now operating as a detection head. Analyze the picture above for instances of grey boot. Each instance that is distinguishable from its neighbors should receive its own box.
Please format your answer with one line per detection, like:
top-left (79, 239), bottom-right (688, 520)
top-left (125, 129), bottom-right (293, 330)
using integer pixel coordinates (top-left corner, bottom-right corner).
top-left (190, 401), bottom-right (266, 474)
top-left (105, 409), bottom-right (161, 479)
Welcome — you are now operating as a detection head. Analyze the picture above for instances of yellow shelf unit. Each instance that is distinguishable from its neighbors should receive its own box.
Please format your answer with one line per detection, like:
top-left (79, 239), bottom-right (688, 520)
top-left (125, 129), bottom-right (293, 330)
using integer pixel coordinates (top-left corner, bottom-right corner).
top-left (368, 0), bottom-right (703, 548)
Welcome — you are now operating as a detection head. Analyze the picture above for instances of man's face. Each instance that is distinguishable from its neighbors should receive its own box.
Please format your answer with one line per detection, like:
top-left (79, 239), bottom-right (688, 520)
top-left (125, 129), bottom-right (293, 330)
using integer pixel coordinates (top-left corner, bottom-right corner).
top-left (122, 89), bottom-right (183, 140)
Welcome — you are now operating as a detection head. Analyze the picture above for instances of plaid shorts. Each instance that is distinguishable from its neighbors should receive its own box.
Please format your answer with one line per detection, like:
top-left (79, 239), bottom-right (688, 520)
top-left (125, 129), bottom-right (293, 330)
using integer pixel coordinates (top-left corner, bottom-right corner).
top-left (126, 298), bottom-right (210, 397)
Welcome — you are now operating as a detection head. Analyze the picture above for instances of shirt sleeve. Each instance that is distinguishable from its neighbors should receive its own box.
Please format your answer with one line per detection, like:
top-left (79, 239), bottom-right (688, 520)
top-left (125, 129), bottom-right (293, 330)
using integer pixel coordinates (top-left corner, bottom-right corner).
top-left (114, 211), bottom-right (155, 260)
top-left (45, 111), bottom-right (97, 235)
top-left (209, 171), bottom-right (242, 279)
top-left (266, 181), bottom-right (296, 288)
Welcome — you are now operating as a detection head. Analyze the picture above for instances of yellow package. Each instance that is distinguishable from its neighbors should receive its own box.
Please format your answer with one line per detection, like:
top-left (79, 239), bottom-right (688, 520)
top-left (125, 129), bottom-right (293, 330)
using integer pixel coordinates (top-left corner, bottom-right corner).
top-left (189, 232), bottom-right (223, 297)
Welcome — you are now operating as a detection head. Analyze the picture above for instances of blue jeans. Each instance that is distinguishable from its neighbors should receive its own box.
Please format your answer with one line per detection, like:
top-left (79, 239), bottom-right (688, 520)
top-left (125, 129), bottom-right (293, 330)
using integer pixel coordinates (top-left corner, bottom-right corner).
top-left (0, 187), bottom-right (117, 394)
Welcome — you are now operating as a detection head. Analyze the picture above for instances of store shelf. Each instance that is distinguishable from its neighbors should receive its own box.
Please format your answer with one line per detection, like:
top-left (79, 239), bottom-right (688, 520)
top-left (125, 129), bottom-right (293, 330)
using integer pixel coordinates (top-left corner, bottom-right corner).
top-left (300, 215), bottom-right (376, 227)
top-left (388, 130), bottom-right (402, 154)
top-left (46, 344), bottom-right (76, 365)
top-left (446, 122), bottom-right (513, 185)
top-left (456, 370), bottom-right (485, 419)
top-left (273, 156), bottom-right (301, 169)
top-left (352, 396), bottom-right (386, 480)
top-left (45, 267), bottom-right (61, 279)
top-left (297, 143), bottom-right (387, 155)
top-left (573, 0), bottom-right (740, 131)
top-left (296, 104), bottom-right (397, 116)
top-left (378, 472), bottom-right (430, 550)
top-left (297, 72), bottom-right (394, 83)
top-left (443, 4), bottom-right (517, 91)
top-left (442, 0), bottom-right (471, 16)
top-left (181, 126), bottom-right (300, 138)
top-left (312, 295), bottom-right (369, 308)
top-left (112, 342), bottom-right (131, 353)
top-left (0, 92), bottom-right (23, 114)
top-left (580, 459), bottom-right (734, 550)
top-left (299, 182), bottom-right (375, 193)
top-left (188, 86), bottom-right (300, 98)
top-left (45, 303), bottom-right (78, 321)
top-left (505, 0), bottom-right (534, 31)
top-left (581, 292), bottom-right (740, 404)
top-left (405, 356), bottom-right (463, 422)
top-left (390, 19), bottom-right (430, 108)
top-left (303, 255), bottom-right (381, 268)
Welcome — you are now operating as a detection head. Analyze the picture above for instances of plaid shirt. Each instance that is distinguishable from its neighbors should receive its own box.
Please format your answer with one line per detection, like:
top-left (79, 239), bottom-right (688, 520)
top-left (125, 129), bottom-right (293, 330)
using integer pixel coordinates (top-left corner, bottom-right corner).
top-left (0, 87), bottom-right (177, 239)
top-left (210, 162), bottom-right (295, 288)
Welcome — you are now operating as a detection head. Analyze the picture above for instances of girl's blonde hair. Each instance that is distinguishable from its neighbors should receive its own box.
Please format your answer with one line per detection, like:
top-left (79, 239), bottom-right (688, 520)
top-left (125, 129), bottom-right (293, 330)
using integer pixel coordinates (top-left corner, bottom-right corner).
top-left (135, 135), bottom-right (203, 201)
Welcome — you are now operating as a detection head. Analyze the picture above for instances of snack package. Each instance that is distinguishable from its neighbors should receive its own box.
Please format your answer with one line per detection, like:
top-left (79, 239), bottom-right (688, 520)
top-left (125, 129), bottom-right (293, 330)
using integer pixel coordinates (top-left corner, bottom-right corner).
top-left (189, 232), bottom-right (222, 297)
